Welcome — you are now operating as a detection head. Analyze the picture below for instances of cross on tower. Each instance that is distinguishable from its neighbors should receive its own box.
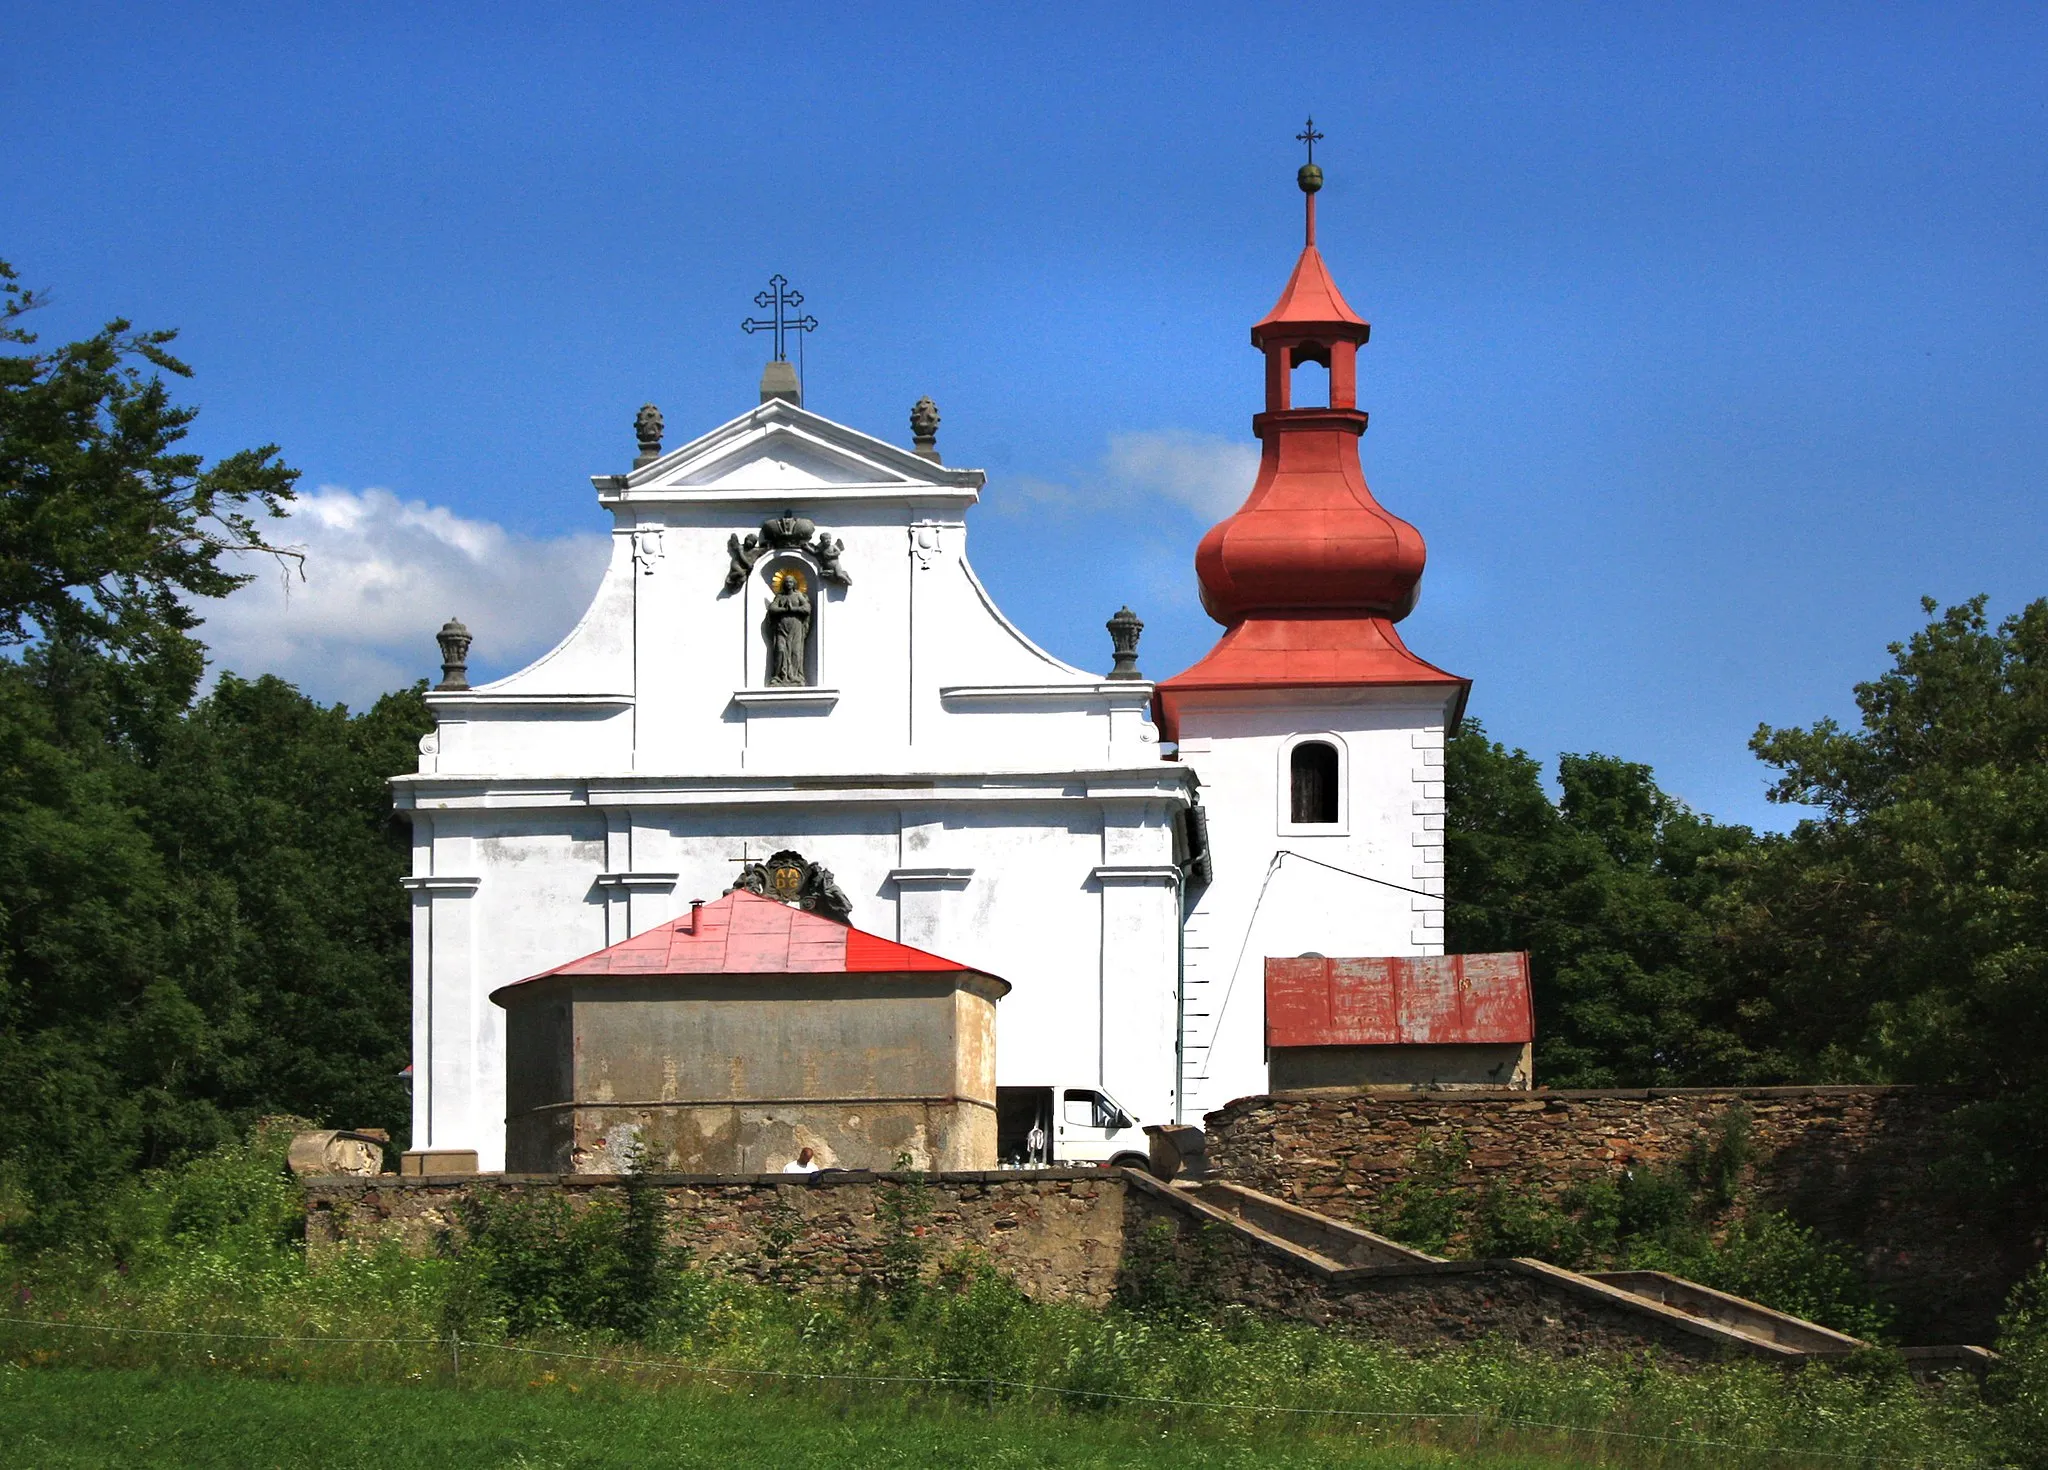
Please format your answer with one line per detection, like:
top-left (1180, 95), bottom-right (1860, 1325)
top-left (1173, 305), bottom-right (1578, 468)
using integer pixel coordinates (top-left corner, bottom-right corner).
top-left (741, 275), bottom-right (818, 362)
top-left (1296, 116), bottom-right (1324, 164)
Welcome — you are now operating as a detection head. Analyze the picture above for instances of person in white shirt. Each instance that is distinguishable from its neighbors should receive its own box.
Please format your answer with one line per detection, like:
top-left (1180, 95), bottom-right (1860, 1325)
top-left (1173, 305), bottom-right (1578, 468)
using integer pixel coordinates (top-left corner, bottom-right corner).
top-left (781, 1146), bottom-right (820, 1173)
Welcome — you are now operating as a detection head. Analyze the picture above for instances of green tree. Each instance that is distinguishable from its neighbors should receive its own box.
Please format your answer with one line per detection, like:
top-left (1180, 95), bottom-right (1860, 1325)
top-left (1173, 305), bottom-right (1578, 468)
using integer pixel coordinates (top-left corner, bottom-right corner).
top-left (0, 259), bottom-right (429, 1243)
top-left (145, 675), bottom-right (430, 1139)
top-left (0, 260), bottom-right (295, 672)
top-left (1721, 596), bottom-right (2048, 1187)
top-left (1445, 721), bottom-right (1757, 1086)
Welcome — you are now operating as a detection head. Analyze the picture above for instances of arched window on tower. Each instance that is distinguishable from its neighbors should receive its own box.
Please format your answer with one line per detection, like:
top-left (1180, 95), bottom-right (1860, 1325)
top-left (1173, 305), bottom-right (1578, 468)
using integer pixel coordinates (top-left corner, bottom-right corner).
top-left (1290, 740), bottom-right (1340, 824)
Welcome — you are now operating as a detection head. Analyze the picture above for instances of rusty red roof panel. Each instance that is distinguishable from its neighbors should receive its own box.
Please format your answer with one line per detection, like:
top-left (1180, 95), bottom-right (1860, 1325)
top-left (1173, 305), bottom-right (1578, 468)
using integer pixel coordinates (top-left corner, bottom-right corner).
top-left (1265, 953), bottom-right (1533, 1048)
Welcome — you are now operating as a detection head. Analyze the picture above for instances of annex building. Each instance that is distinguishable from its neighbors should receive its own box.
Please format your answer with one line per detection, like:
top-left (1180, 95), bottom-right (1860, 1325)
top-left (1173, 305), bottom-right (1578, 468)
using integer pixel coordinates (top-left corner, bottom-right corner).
top-left (394, 156), bottom-right (1476, 1173)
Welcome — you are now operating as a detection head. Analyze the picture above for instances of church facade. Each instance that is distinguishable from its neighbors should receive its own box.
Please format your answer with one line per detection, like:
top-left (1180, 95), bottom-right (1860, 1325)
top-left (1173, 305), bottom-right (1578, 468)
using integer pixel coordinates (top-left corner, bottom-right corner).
top-left (394, 157), bottom-right (1466, 1170)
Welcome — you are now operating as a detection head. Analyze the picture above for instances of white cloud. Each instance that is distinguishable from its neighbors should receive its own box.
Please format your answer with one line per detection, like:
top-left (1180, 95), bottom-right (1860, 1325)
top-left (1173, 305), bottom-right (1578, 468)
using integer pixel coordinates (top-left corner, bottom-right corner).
top-left (992, 429), bottom-right (1258, 521)
top-left (1102, 430), bottom-right (1260, 520)
top-left (200, 486), bottom-right (610, 707)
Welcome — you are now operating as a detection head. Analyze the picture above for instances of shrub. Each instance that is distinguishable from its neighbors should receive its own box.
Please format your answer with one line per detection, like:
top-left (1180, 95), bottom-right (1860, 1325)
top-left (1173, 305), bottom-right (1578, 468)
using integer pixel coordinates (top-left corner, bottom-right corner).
top-left (1370, 1130), bottom-right (1472, 1254)
top-left (443, 1174), bottom-right (695, 1341)
top-left (1990, 1260), bottom-right (2048, 1467)
top-left (1372, 1112), bottom-right (1894, 1339)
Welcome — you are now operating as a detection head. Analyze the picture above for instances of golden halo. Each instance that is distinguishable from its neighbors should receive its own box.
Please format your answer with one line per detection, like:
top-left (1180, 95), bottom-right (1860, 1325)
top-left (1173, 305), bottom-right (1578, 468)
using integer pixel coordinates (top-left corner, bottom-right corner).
top-left (772, 568), bottom-right (808, 594)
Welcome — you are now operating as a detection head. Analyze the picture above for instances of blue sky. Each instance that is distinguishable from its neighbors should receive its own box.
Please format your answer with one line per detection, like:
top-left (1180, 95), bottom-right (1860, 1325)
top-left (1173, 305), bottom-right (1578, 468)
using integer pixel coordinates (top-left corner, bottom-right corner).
top-left (7, 3), bottom-right (2045, 829)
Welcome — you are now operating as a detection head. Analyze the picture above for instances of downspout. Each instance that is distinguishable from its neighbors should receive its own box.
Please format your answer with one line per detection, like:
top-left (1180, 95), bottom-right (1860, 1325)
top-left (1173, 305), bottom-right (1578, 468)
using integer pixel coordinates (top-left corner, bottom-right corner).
top-left (1175, 874), bottom-right (1187, 1125)
top-left (1172, 786), bottom-right (1212, 1126)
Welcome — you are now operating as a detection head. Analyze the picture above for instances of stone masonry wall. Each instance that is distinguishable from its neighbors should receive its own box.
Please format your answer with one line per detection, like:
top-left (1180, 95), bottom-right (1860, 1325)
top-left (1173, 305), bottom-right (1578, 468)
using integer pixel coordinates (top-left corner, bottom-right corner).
top-left (1203, 1086), bottom-right (2039, 1344)
top-left (303, 1170), bottom-right (1129, 1306)
top-left (308, 1166), bottom-right (1839, 1367)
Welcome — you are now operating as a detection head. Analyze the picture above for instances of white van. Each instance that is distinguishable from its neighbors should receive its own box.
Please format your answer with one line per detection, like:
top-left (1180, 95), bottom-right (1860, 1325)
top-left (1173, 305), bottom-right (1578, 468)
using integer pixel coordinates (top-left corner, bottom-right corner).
top-left (995, 1085), bottom-right (1151, 1171)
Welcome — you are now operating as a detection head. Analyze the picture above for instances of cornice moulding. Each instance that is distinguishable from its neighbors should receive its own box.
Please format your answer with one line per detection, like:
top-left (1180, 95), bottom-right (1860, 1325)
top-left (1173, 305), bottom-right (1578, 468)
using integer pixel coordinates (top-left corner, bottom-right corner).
top-left (1090, 865), bottom-right (1182, 886)
top-left (940, 683), bottom-right (1156, 703)
top-left (426, 693), bottom-right (633, 711)
top-left (729, 687), bottom-right (841, 711)
top-left (594, 872), bottom-right (680, 890)
top-left (886, 867), bottom-right (976, 889)
top-left (399, 875), bottom-right (482, 893)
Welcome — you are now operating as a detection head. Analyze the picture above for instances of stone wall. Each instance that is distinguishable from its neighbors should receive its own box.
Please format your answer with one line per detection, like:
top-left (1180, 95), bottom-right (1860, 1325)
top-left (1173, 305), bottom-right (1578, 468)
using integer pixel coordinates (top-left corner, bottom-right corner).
top-left (1203, 1085), bottom-right (2038, 1343)
top-left (306, 1165), bottom-right (1869, 1366)
top-left (303, 1169), bottom-right (1129, 1305)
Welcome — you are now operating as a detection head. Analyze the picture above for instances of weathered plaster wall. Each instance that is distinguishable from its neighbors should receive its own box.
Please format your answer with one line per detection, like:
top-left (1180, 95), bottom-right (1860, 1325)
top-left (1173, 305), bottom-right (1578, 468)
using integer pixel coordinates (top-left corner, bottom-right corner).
top-left (1202, 1085), bottom-right (2037, 1344)
top-left (502, 972), bottom-right (1002, 1174)
top-left (1174, 702), bottom-right (1452, 1120)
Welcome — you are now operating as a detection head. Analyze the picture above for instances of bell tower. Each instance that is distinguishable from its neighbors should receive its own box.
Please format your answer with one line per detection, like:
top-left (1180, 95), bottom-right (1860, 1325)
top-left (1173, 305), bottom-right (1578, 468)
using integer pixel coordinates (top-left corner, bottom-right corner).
top-left (1157, 128), bottom-right (1470, 1120)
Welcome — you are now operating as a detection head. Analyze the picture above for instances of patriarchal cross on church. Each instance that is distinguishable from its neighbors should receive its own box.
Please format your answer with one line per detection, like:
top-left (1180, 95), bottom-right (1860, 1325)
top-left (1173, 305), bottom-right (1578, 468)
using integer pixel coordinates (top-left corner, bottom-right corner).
top-left (740, 274), bottom-right (818, 362)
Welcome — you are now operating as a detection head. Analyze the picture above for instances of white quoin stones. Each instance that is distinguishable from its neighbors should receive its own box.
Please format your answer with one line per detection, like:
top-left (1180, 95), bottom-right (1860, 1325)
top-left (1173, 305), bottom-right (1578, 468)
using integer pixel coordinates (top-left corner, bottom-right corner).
top-left (1168, 692), bottom-right (1458, 1121)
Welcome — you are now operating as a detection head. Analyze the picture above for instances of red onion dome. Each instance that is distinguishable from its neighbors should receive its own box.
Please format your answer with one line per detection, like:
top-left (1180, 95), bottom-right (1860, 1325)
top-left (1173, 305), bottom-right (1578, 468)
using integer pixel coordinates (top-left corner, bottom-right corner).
top-left (1193, 194), bottom-right (1427, 626)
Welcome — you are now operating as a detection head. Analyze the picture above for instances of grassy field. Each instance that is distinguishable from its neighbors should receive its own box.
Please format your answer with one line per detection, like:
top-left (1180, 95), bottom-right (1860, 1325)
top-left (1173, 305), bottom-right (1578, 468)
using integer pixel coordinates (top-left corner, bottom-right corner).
top-left (0, 1126), bottom-right (2030, 1469)
top-left (0, 1363), bottom-right (1628, 1470)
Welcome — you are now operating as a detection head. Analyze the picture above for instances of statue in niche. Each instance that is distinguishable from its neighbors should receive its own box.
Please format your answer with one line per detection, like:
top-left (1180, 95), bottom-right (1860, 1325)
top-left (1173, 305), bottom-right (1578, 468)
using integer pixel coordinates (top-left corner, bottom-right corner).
top-left (766, 568), bottom-right (812, 686)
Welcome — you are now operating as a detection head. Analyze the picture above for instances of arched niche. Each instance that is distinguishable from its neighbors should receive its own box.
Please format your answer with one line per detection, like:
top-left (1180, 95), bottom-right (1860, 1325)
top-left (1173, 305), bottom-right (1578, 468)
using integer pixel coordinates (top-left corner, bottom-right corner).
top-left (758, 551), bottom-right (823, 687)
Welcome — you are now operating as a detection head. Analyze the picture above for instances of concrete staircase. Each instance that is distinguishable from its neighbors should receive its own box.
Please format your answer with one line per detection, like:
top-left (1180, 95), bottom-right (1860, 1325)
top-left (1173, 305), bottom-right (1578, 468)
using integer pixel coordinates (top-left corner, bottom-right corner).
top-left (1127, 1173), bottom-right (1923, 1366)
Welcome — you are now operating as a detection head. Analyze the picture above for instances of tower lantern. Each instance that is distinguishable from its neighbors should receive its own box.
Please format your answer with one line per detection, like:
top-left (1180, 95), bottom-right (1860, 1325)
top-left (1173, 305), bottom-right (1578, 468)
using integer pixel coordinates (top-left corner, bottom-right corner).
top-left (1178, 130), bottom-right (1436, 644)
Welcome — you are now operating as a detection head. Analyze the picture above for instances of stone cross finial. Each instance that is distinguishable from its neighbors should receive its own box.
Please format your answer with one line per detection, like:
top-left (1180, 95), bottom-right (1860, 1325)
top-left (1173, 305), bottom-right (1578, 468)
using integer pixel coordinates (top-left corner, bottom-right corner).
top-left (1106, 606), bottom-right (1144, 680)
top-left (910, 396), bottom-right (941, 462)
top-left (435, 617), bottom-right (472, 690)
top-left (633, 403), bottom-right (664, 467)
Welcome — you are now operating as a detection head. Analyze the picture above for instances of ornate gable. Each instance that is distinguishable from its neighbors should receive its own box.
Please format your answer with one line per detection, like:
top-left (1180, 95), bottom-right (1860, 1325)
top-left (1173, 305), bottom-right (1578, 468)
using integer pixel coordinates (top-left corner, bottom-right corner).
top-left (596, 399), bottom-right (984, 506)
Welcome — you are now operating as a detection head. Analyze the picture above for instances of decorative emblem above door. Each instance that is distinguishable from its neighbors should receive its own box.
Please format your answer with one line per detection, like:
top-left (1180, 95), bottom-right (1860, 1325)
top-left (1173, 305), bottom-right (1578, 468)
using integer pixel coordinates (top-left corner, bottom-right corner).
top-left (727, 849), bottom-right (854, 921)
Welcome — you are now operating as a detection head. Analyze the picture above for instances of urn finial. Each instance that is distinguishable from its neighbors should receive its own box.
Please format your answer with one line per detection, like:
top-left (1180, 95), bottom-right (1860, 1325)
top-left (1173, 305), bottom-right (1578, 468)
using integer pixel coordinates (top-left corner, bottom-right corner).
top-left (633, 403), bottom-right (664, 467)
top-left (435, 617), bottom-right (472, 691)
top-left (910, 397), bottom-right (941, 462)
top-left (1106, 605), bottom-right (1145, 680)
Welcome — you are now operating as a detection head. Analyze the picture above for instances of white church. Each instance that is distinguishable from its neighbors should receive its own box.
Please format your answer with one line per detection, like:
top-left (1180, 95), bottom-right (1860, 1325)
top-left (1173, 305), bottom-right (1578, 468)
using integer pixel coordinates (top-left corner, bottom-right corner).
top-left (393, 157), bottom-right (1470, 1172)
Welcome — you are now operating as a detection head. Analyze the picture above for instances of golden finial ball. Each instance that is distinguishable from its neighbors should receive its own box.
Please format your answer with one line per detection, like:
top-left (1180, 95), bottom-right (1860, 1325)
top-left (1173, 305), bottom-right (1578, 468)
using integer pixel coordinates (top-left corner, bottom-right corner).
top-left (1298, 163), bottom-right (1323, 194)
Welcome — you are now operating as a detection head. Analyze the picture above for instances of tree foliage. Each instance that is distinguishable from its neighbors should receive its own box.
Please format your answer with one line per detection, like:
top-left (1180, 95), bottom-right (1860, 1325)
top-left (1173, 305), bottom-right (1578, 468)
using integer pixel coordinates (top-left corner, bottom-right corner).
top-left (0, 260), bottom-right (296, 671)
top-left (0, 261), bottom-right (428, 1244)
top-left (1449, 595), bottom-right (2048, 1201)
top-left (1719, 596), bottom-right (2048, 1187)
top-left (1445, 723), bottom-right (1756, 1086)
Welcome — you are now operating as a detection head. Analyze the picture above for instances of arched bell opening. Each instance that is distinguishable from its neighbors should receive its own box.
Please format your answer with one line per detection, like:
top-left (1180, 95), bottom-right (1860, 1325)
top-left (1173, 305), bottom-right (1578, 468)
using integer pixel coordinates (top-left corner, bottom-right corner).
top-left (1288, 348), bottom-right (1331, 409)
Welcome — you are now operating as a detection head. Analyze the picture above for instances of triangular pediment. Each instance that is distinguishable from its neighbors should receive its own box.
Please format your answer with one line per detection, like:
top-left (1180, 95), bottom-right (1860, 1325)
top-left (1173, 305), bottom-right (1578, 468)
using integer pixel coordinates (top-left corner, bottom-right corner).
top-left (675, 426), bottom-right (915, 489)
top-left (598, 400), bottom-right (984, 503)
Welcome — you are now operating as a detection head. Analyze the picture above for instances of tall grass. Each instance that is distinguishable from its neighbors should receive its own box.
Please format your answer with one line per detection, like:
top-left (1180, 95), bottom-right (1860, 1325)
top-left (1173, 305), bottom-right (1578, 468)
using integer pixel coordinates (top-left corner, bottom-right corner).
top-left (0, 1121), bottom-right (2033, 1469)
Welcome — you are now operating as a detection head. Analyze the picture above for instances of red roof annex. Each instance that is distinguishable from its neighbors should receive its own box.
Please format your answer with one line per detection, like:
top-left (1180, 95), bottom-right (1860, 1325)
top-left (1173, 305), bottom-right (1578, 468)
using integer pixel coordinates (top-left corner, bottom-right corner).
top-left (491, 889), bottom-right (1002, 999)
top-left (1265, 954), bottom-right (1533, 1049)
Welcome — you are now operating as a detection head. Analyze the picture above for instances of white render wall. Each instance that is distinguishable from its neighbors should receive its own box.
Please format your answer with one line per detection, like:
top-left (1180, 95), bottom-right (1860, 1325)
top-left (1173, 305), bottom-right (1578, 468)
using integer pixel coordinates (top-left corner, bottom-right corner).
top-left (1172, 687), bottom-right (1458, 1119)
top-left (396, 400), bottom-right (1192, 1169)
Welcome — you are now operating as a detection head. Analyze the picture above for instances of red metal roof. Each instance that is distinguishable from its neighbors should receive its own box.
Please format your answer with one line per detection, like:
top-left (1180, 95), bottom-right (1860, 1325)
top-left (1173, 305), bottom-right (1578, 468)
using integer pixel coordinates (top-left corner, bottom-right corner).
top-left (491, 889), bottom-right (1005, 1002)
top-left (1265, 954), bottom-right (1533, 1049)
top-left (1154, 615), bottom-right (1468, 744)
top-left (1153, 161), bottom-right (1466, 727)
top-left (1252, 243), bottom-right (1367, 342)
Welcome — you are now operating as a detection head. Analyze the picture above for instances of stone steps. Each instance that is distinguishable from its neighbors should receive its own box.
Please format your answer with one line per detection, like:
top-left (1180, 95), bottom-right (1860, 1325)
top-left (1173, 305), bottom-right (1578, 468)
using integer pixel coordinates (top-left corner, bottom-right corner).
top-left (1129, 1173), bottom-right (1882, 1364)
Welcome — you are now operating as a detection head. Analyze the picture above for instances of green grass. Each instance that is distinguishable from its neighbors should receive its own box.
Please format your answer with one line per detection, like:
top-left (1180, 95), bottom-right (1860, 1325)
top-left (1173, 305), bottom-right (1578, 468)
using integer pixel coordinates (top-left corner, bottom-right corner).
top-left (1, 1123), bottom-right (2029, 1469)
top-left (0, 1363), bottom-right (1594, 1469)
